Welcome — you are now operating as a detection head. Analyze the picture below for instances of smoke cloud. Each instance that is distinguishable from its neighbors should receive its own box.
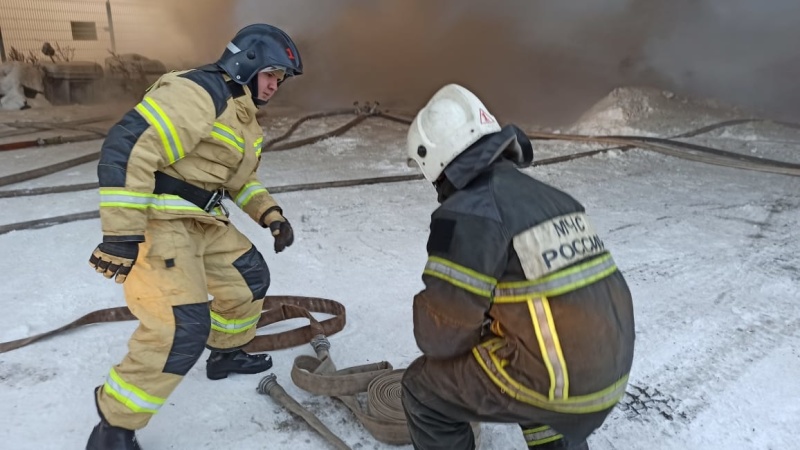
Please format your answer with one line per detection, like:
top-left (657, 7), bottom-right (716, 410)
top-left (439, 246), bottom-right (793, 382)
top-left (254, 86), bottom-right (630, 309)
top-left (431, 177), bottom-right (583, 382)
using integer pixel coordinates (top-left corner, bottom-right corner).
top-left (165, 0), bottom-right (800, 125)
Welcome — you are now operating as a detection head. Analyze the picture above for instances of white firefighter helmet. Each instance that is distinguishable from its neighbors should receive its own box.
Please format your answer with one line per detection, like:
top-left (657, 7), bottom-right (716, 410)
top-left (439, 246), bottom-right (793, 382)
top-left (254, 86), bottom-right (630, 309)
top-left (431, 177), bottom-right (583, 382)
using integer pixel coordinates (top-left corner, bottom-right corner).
top-left (406, 84), bottom-right (502, 182)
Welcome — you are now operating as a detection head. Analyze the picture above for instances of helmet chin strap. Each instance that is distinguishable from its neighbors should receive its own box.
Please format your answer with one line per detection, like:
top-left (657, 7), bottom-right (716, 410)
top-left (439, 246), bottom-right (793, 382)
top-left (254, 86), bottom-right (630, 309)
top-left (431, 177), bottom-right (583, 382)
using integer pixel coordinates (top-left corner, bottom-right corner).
top-left (248, 77), bottom-right (269, 106)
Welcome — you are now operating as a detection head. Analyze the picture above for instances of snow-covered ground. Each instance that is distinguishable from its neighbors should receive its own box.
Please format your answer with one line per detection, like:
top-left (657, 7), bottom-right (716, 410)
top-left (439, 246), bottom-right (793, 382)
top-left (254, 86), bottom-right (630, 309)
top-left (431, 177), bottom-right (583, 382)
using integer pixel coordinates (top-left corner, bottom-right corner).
top-left (1, 89), bottom-right (799, 449)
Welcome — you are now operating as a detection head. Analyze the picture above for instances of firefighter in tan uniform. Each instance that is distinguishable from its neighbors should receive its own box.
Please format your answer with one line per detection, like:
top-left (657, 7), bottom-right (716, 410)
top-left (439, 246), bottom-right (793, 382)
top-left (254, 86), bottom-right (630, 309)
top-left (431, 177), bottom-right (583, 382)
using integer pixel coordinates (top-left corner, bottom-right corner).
top-left (85, 24), bottom-right (303, 449)
top-left (401, 84), bottom-right (636, 450)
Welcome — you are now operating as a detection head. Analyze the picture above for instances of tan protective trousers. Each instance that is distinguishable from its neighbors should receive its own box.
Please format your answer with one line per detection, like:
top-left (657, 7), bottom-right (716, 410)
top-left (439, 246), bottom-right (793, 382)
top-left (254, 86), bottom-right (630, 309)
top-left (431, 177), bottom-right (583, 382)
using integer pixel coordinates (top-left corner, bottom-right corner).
top-left (96, 218), bottom-right (271, 429)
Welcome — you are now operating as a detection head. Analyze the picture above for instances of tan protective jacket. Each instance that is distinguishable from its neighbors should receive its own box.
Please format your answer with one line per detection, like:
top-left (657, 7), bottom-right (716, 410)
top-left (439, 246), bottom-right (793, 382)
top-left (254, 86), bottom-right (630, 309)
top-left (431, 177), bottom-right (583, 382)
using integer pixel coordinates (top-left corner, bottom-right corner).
top-left (97, 69), bottom-right (280, 241)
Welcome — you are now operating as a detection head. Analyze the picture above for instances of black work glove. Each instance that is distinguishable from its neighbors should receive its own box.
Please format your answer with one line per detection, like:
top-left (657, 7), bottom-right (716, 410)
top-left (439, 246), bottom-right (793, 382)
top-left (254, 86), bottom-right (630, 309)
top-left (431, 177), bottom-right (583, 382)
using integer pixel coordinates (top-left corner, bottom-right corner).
top-left (88, 241), bottom-right (140, 283)
top-left (260, 207), bottom-right (294, 253)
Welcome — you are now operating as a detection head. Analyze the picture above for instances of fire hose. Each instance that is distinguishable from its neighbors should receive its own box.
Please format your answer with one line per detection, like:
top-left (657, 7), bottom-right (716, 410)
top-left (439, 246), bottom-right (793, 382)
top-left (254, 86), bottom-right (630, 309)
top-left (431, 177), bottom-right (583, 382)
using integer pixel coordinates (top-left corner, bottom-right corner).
top-left (256, 333), bottom-right (486, 448)
top-left (0, 107), bottom-right (797, 192)
top-left (0, 295), bottom-right (345, 355)
top-left (0, 104), bottom-right (377, 188)
top-left (0, 291), bottom-right (410, 447)
top-left (1, 108), bottom-right (799, 237)
top-left (4, 108), bottom-right (796, 447)
top-left (258, 334), bottom-right (410, 449)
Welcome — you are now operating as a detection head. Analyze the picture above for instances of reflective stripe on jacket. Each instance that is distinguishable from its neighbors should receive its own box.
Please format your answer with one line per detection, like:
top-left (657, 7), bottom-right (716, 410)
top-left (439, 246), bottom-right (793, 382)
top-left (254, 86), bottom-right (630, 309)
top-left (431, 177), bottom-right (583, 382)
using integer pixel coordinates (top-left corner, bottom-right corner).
top-left (97, 69), bottom-right (279, 240)
top-left (413, 156), bottom-right (635, 414)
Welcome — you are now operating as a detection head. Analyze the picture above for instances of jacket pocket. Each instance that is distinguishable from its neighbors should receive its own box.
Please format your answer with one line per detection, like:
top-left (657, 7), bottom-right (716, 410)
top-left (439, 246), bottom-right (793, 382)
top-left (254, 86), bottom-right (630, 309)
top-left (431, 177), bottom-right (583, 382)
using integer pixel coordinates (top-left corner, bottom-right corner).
top-left (142, 220), bottom-right (191, 262)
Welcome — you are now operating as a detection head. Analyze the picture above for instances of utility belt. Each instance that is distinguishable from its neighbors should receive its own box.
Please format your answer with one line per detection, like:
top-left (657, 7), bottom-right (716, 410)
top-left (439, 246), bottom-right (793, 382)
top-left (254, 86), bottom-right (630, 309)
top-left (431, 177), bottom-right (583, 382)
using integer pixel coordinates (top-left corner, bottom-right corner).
top-left (153, 171), bottom-right (229, 216)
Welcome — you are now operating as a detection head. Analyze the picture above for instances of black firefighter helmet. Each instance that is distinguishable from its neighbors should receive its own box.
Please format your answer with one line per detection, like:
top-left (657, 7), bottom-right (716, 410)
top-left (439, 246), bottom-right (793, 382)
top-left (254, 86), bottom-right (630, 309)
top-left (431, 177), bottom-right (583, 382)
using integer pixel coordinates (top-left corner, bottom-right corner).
top-left (215, 23), bottom-right (303, 105)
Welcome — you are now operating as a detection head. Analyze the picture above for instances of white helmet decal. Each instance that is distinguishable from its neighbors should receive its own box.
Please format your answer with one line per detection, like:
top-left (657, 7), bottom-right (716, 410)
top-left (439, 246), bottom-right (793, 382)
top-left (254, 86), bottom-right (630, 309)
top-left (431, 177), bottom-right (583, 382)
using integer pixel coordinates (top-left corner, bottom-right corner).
top-left (406, 84), bottom-right (501, 182)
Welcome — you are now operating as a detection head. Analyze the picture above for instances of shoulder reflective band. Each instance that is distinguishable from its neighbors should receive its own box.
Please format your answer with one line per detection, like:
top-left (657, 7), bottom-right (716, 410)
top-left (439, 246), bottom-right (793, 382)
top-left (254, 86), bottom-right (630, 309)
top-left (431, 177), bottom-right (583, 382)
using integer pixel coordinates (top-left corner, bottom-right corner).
top-left (211, 122), bottom-right (245, 153)
top-left (134, 97), bottom-right (185, 164)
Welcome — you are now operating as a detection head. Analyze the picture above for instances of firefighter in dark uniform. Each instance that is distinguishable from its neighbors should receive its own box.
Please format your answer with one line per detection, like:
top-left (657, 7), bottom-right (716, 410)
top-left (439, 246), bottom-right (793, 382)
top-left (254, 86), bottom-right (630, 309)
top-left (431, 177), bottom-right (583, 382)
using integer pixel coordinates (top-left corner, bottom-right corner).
top-left (85, 23), bottom-right (303, 449)
top-left (402, 84), bottom-right (635, 450)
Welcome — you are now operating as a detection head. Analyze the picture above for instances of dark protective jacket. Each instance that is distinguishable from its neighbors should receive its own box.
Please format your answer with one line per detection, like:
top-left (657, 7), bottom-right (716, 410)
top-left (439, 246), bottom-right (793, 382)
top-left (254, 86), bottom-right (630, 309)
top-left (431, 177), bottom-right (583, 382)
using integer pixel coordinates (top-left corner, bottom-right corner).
top-left (413, 125), bottom-right (635, 414)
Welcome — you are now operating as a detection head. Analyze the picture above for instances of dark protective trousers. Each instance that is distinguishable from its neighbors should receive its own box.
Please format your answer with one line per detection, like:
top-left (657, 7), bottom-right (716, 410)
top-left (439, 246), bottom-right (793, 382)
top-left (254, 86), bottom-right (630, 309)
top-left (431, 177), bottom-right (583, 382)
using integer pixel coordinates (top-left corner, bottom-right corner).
top-left (96, 219), bottom-right (270, 429)
top-left (402, 354), bottom-right (611, 449)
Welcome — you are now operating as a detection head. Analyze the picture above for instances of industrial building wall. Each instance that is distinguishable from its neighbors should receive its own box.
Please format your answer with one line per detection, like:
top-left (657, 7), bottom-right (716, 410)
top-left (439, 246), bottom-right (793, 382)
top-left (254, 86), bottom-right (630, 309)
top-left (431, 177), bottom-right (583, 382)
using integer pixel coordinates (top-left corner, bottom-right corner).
top-left (0, 0), bottom-right (170, 66)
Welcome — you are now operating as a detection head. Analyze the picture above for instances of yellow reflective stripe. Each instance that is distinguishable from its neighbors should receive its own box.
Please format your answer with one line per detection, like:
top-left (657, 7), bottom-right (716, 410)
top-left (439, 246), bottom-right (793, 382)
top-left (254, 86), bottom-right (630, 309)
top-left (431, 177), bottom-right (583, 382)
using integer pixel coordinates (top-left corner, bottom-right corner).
top-left (104, 368), bottom-right (165, 414)
top-left (472, 339), bottom-right (628, 414)
top-left (99, 190), bottom-right (193, 210)
top-left (98, 189), bottom-right (223, 215)
top-left (234, 181), bottom-right (267, 208)
top-left (254, 137), bottom-right (264, 157)
top-left (211, 122), bottom-right (245, 153)
top-left (494, 254), bottom-right (617, 302)
top-left (423, 256), bottom-right (496, 298)
top-left (529, 299), bottom-right (556, 400)
top-left (146, 98), bottom-right (185, 160)
top-left (212, 122), bottom-right (243, 142)
top-left (529, 298), bottom-right (569, 400)
top-left (522, 426), bottom-right (563, 446)
top-left (134, 97), bottom-right (184, 164)
top-left (99, 188), bottom-right (154, 198)
top-left (210, 311), bottom-right (260, 334)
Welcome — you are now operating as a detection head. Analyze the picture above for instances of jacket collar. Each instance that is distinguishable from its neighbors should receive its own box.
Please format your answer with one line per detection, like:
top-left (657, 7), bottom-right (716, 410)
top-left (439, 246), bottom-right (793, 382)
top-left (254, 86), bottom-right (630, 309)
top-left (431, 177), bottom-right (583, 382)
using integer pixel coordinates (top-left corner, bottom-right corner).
top-left (442, 124), bottom-right (534, 190)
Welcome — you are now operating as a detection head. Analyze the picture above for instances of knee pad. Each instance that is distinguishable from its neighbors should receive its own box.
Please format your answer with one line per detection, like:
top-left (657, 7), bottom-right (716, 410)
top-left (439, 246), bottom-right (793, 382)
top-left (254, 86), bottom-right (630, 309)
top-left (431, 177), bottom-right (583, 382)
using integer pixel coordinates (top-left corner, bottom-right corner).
top-left (163, 303), bottom-right (212, 375)
top-left (233, 246), bottom-right (270, 300)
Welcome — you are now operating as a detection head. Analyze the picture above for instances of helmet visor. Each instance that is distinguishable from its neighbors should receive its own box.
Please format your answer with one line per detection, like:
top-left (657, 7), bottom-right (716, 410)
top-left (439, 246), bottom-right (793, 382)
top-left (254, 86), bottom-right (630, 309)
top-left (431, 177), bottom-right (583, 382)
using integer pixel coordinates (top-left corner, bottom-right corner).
top-left (260, 66), bottom-right (286, 82)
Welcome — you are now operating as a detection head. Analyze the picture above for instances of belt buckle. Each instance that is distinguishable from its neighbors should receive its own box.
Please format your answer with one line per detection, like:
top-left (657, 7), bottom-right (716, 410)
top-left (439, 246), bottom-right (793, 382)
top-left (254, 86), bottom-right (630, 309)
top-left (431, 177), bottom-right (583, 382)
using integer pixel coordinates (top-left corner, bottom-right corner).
top-left (203, 190), bottom-right (223, 212)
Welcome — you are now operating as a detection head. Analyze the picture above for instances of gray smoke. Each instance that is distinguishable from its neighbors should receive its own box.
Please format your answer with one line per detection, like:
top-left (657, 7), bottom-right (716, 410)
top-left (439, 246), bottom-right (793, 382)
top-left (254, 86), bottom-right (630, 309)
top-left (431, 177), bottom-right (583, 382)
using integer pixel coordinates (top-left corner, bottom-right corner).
top-left (186, 0), bottom-right (800, 124)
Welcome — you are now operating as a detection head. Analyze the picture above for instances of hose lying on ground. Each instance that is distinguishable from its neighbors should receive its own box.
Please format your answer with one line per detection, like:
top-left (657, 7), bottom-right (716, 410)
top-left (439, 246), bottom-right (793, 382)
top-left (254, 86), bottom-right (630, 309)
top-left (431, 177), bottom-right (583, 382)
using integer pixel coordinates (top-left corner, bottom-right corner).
top-left (0, 174), bottom-right (427, 235)
top-left (0, 106), bottom-right (376, 189)
top-left (264, 107), bottom-right (360, 148)
top-left (0, 115), bottom-right (112, 139)
top-left (0, 295), bottom-right (346, 354)
top-left (2, 131), bottom-right (799, 235)
top-left (2, 111), bottom-right (798, 195)
top-left (1, 109), bottom-right (799, 234)
top-left (270, 115), bottom-right (369, 152)
top-left (0, 151), bottom-right (100, 187)
top-left (0, 115), bottom-right (113, 152)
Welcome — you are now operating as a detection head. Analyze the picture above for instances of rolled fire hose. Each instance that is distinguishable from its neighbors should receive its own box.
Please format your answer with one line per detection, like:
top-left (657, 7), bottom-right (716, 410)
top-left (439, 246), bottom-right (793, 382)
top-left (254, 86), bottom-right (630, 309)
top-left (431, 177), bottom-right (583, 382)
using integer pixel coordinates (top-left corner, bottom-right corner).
top-left (261, 334), bottom-right (487, 448)
top-left (293, 335), bottom-right (410, 444)
top-left (258, 334), bottom-right (410, 448)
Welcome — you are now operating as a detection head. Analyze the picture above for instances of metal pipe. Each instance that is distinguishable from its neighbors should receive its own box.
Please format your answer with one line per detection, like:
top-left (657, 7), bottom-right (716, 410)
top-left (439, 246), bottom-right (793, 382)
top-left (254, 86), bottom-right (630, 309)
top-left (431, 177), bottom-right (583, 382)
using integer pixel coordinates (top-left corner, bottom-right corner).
top-left (106, 1), bottom-right (116, 53)
top-left (0, 26), bottom-right (7, 62)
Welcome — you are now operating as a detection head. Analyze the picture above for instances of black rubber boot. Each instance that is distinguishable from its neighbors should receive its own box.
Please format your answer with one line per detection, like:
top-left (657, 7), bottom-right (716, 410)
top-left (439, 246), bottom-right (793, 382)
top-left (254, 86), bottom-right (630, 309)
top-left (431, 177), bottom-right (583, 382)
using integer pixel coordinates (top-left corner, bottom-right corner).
top-left (206, 349), bottom-right (272, 380)
top-left (86, 420), bottom-right (142, 450)
top-left (531, 438), bottom-right (589, 449)
top-left (87, 388), bottom-right (142, 450)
